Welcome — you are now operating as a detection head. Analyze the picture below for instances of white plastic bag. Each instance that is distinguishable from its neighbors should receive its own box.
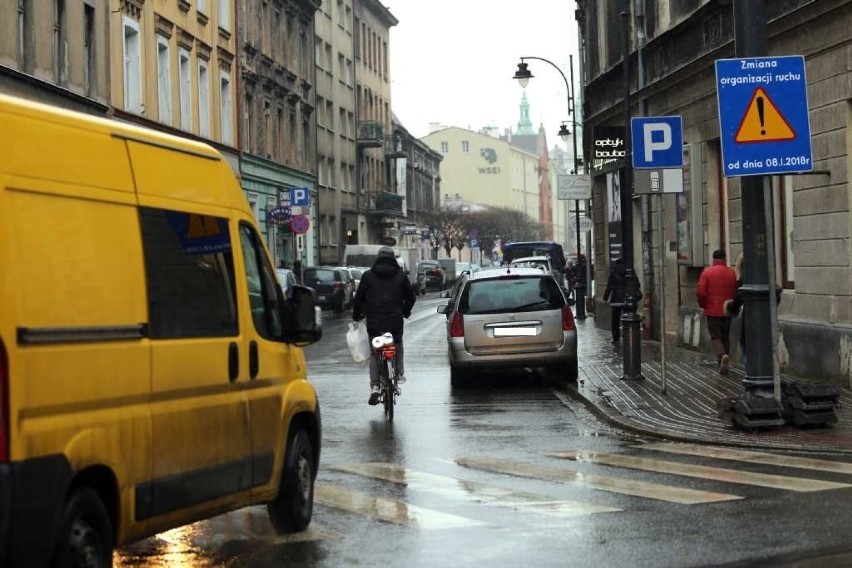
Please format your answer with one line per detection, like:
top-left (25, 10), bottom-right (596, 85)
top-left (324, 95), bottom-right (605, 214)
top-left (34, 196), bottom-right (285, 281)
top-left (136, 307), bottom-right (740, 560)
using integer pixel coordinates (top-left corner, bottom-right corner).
top-left (347, 322), bottom-right (370, 363)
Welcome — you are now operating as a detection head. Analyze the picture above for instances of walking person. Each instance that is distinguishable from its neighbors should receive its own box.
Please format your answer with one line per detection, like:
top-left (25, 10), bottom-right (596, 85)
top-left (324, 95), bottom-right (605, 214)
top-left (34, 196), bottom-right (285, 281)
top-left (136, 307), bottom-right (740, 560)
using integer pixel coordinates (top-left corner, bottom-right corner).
top-left (697, 249), bottom-right (738, 375)
top-left (573, 254), bottom-right (588, 320)
top-left (603, 257), bottom-right (627, 344)
top-left (352, 246), bottom-right (416, 405)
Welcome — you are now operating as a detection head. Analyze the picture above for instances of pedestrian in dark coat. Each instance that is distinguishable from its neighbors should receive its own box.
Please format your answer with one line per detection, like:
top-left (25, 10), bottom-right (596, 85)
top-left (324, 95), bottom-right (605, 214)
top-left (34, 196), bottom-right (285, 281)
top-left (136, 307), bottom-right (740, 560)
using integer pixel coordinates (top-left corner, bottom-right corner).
top-left (572, 254), bottom-right (588, 320)
top-left (603, 257), bottom-right (627, 343)
top-left (352, 246), bottom-right (416, 404)
top-left (697, 249), bottom-right (737, 375)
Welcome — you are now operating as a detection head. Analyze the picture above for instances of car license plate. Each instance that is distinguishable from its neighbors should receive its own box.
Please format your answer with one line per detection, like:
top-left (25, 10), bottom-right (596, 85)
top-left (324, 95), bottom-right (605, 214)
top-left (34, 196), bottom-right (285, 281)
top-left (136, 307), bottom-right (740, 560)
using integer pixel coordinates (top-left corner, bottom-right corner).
top-left (319, 295), bottom-right (327, 301)
top-left (494, 327), bottom-right (536, 337)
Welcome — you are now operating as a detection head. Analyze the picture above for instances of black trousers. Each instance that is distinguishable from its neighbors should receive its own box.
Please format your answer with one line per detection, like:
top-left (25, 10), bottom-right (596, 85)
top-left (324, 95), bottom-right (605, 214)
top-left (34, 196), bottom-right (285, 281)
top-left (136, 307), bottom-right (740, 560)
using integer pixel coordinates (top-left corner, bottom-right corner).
top-left (706, 316), bottom-right (732, 362)
top-left (610, 305), bottom-right (623, 341)
top-left (574, 287), bottom-right (586, 318)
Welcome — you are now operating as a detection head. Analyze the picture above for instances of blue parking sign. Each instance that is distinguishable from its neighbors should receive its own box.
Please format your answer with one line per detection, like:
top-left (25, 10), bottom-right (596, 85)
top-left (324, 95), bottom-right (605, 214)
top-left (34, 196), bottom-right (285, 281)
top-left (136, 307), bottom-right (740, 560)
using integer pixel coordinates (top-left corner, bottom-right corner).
top-left (290, 187), bottom-right (311, 207)
top-left (631, 116), bottom-right (683, 169)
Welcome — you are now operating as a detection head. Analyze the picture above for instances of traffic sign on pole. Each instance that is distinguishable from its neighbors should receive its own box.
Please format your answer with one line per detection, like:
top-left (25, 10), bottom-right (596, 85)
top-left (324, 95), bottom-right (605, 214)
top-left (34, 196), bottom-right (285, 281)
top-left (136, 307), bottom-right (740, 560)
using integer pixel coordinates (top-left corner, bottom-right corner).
top-left (289, 214), bottom-right (311, 235)
top-left (715, 55), bottom-right (813, 177)
top-left (630, 116), bottom-right (683, 169)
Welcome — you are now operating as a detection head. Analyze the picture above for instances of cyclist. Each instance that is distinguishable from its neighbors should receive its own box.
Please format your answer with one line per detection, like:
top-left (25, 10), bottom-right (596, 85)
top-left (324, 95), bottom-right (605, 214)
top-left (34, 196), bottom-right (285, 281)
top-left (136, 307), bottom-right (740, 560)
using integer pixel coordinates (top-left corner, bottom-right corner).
top-left (352, 246), bottom-right (416, 405)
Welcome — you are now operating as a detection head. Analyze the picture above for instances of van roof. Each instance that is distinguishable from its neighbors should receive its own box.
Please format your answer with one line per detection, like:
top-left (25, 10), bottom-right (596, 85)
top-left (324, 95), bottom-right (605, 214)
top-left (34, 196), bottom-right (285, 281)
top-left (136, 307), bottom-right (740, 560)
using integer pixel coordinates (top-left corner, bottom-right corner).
top-left (0, 94), bottom-right (221, 161)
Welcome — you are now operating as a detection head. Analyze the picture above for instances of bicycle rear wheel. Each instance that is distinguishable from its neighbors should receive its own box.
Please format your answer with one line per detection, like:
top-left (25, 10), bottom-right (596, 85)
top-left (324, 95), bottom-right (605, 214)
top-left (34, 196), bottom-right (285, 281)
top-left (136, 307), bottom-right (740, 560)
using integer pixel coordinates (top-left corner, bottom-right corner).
top-left (383, 358), bottom-right (394, 421)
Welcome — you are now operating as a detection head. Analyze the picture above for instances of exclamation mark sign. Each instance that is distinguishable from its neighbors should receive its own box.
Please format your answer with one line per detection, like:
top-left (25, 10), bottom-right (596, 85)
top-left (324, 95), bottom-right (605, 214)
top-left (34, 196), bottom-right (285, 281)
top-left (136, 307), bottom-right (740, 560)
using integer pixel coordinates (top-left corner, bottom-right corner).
top-left (757, 96), bottom-right (766, 136)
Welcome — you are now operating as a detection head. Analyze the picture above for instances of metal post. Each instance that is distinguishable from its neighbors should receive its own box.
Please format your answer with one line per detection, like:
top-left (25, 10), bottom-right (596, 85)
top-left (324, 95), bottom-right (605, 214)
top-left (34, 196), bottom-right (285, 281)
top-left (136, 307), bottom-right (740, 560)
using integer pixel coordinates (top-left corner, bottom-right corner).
top-left (728, 0), bottom-right (783, 427)
top-left (763, 177), bottom-right (781, 403)
top-left (621, 2), bottom-right (643, 380)
top-left (657, 193), bottom-right (667, 394)
top-left (569, 54), bottom-right (587, 320)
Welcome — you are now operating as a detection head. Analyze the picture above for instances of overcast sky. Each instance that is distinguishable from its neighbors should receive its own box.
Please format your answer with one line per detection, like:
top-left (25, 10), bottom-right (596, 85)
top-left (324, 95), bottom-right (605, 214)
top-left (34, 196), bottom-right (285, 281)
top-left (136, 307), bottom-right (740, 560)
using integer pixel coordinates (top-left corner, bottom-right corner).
top-left (386, 0), bottom-right (581, 152)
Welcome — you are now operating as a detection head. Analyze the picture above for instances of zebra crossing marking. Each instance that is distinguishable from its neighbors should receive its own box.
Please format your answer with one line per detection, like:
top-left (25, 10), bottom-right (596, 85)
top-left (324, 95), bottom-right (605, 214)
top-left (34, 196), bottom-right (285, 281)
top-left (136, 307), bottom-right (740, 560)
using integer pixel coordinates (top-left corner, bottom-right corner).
top-left (456, 456), bottom-right (742, 504)
top-left (552, 451), bottom-right (852, 492)
top-left (637, 442), bottom-right (852, 475)
top-left (332, 462), bottom-right (620, 517)
top-left (314, 483), bottom-right (487, 529)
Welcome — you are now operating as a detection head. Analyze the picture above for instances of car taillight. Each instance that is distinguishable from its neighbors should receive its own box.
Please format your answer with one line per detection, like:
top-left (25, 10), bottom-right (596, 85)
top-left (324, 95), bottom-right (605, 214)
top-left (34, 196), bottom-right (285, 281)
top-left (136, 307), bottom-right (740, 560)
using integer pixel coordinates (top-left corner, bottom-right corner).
top-left (0, 337), bottom-right (8, 463)
top-left (332, 282), bottom-right (344, 290)
top-left (450, 311), bottom-right (464, 337)
top-left (562, 305), bottom-right (575, 331)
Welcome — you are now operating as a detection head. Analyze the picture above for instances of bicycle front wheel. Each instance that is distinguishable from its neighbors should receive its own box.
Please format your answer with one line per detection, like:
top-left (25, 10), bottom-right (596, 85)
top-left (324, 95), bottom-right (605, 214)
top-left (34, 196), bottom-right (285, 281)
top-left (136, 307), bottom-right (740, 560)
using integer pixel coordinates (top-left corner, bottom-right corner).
top-left (383, 359), bottom-right (394, 422)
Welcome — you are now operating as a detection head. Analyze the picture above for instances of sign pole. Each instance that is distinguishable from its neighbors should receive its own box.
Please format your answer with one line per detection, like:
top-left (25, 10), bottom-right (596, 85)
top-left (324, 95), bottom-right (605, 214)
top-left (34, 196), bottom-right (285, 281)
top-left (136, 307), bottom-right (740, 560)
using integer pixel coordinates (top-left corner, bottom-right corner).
top-left (657, 193), bottom-right (667, 394)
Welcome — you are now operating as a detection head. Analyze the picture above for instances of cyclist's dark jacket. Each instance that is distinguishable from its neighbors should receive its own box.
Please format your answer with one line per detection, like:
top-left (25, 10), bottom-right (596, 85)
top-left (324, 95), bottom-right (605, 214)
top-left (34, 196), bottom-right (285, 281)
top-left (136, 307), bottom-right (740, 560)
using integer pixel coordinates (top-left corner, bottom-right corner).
top-left (352, 255), bottom-right (416, 339)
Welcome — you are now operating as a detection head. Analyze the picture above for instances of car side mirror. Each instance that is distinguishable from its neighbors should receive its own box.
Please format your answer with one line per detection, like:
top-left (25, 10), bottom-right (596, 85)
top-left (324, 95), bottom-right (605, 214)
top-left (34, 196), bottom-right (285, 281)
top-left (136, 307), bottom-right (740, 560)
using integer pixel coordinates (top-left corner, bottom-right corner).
top-left (440, 290), bottom-right (450, 298)
top-left (282, 285), bottom-right (322, 346)
top-left (437, 304), bottom-right (449, 314)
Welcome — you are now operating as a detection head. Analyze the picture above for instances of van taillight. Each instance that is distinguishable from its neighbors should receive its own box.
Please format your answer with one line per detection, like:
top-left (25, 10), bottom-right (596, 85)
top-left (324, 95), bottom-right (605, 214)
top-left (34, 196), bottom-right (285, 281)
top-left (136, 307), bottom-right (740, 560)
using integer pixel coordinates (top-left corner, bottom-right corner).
top-left (562, 306), bottom-right (575, 331)
top-left (0, 338), bottom-right (8, 463)
top-left (450, 311), bottom-right (464, 337)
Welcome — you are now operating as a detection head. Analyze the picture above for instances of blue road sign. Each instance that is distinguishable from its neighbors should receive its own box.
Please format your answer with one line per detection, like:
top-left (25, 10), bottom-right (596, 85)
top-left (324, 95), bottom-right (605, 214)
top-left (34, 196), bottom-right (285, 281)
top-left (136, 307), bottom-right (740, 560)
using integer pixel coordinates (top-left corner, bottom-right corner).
top-left (290, 187), bottom-right (311, 207)
top-left (715, 55), bottom-right (812, 177)
top-left (631, 116), bottom-right (683, 169)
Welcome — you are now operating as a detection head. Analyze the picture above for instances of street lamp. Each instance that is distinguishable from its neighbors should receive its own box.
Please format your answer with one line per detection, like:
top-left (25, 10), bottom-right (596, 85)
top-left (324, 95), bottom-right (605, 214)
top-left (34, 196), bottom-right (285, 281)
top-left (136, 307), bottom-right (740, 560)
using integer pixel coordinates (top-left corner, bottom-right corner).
top-left (558, 122), bottom-right (571, 142)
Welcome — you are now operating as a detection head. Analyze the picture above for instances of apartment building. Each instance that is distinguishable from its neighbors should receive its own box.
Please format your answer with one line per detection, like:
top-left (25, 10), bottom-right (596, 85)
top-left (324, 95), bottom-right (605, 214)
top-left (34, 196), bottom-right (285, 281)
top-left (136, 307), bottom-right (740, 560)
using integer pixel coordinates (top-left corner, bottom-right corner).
top-left (579, 0), bottom-right (852, 383)
top-left (0, 0), bottom-right (110, 114)
top-left (239, 0), bottom-right (321, 267)
top-left (354, 0), bottom-right (396, 244)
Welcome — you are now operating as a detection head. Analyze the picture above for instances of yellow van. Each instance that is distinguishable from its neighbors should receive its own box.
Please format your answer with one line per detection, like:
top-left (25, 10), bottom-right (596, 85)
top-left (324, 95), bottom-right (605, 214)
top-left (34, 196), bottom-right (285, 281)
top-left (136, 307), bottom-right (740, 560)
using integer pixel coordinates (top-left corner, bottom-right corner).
top-left (0, 95), bottom-right (323, 567)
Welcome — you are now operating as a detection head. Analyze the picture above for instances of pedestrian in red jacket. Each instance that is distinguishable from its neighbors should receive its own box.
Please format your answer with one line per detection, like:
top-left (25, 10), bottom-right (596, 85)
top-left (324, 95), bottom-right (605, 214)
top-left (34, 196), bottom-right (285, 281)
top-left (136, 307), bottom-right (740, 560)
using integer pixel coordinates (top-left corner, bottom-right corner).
top-left (696, 249), bottom-right (738, 375)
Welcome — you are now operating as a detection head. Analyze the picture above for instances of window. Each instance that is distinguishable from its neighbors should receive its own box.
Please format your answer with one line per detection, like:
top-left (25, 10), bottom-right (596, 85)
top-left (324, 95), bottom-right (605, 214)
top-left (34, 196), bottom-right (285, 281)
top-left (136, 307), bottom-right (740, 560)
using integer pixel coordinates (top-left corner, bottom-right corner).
top-left (122, 16), bottom-right (142, 114)
top-left (239, 224), bottom-right (284, 340)
top-left (198, 58), bottom-right (210, 137)
top-left (345, 58), bottom-right (353, 86)
top-left (198, 0), bottom-right (207, 15)
top-left (339, 108), bottom-right (346, 137)
top-left (777, 175), bottom-right (796, 288)
top-left (218, 0), bottom-right (230, 31)
top-left (156, 36), bottom-right (172, 124)
top-left (277, 107), bottom-right (284, 161)
top-left (83, 5), bottom-right (95, 95)
top-left (179, 48), bottom-right (192, 131)
top-left (53, 0), bottom-right (67, 83)
top-left (441, 141), bottom-right (448, 154)
top-left (220, 70), bottom-right (232, 144)
top-left (459, 276), bottom-right (565, 315)
top-left (462, 140), bottom-right (470, 154)
top-left (139, 207), bottom-right (238, 339)
top-left (244, 92), bottom-right (254, 150)
top-left (326, 101), bottom-right (334, 131)
top-left (247, 192), bottom-right (260, 220)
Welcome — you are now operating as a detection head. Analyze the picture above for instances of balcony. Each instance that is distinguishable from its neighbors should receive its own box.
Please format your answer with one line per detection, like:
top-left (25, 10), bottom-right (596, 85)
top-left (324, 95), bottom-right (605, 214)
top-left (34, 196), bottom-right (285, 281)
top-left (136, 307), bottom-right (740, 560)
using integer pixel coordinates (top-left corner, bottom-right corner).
top-left (369, 191), bottom-right (404, 217)
top-left (356, 121), bottom-right (384, 147)
top-left (385, 135), bottom-right (407, 159)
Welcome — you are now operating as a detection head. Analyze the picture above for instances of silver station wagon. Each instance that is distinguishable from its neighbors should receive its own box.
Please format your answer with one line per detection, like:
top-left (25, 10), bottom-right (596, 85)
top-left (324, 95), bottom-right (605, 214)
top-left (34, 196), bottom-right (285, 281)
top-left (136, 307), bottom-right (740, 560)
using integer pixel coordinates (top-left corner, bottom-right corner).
top-left (437, 267), bottom-right (578, 385)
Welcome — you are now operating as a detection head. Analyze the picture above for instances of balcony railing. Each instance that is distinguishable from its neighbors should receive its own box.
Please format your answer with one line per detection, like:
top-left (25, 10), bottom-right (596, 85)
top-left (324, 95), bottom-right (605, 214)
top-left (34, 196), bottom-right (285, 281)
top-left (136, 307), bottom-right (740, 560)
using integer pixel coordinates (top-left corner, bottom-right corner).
top-left (385, 135), bottom-right (407, 158)
top-left (356, 121), bottom-right (384, 147)
top-left (369, 191), bottom-right (404, 217)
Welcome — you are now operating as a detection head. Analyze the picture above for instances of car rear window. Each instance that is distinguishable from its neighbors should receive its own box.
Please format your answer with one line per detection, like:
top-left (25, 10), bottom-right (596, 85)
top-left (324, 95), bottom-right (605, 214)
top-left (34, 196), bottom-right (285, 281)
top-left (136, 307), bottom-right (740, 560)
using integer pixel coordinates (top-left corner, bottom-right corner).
top-left (458, 276), bottom-right (565, 314)
top-left (304, 268), bottom-right (335, 282)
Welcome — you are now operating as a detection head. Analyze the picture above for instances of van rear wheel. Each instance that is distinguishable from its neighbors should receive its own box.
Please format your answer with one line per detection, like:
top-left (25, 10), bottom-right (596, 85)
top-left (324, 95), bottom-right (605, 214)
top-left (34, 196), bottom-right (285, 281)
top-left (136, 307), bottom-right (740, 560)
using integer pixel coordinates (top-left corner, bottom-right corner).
top-left (52, 487), bottom-right (114, 568)
top-left (268, 427), bottom-right (315, 534)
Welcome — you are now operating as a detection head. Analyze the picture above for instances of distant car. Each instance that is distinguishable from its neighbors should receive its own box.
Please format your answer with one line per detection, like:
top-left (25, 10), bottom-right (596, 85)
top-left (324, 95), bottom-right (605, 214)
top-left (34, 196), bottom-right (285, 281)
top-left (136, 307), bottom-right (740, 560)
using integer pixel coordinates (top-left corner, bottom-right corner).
top-left (346, 267), bottom-right (366, 292)
top-left (417, 260), bottom-right (446, 291)
top-left (508, 256), bottom-right (552, 273)
top-left (275, 268), bottom-right (298, 298)
top-left (436, 267), bottom-right (578, 386)
top-left (303, 266), bottom-right (353, 312)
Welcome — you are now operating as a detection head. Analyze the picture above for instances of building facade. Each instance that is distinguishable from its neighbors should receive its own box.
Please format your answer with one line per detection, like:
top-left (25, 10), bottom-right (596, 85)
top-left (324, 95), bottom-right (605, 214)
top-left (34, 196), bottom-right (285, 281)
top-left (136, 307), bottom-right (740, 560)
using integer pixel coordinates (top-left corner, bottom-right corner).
top-left (108, 0), bottom-right (238, 168)
top-left (239, 0), bottom-right (320, 268)
top-left (0, 0), bottom-right (110, 114)
top-left (354, 0), bottom-right (397, 244)
top-left (391, 115), bottom-right (442, 255)
top-left (580, 0), bottom-right (852, 384)
top-left (314, 0), bottom-right (357, 264)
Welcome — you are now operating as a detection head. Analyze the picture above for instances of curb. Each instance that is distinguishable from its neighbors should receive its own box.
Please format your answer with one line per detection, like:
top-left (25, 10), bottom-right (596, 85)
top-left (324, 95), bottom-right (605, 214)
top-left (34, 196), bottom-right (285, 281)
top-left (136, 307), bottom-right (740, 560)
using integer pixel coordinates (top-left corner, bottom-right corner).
top-left (554, 378), bottom-right (852, 456)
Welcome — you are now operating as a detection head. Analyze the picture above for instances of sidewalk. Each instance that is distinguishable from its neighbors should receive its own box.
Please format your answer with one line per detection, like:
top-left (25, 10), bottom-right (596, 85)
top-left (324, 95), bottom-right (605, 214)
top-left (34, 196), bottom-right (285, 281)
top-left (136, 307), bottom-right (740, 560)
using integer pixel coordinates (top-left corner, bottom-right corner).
top-left (568, 315), bottom-right (852, 453)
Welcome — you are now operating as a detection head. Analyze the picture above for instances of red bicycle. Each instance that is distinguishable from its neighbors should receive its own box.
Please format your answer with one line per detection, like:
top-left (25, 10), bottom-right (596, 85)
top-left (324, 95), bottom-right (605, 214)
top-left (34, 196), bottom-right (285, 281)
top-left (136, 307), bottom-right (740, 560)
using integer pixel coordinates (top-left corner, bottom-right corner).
top-left (371, 333), bottom-right (400, 421)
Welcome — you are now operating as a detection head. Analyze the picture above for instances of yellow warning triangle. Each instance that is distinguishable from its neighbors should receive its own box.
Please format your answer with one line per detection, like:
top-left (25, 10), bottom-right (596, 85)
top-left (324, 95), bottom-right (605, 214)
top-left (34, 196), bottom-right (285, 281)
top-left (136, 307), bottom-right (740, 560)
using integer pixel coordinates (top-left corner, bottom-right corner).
top-left (735, 87), bottom-right (795, 143)
top-left (187, 214), bottom-right (221, 238)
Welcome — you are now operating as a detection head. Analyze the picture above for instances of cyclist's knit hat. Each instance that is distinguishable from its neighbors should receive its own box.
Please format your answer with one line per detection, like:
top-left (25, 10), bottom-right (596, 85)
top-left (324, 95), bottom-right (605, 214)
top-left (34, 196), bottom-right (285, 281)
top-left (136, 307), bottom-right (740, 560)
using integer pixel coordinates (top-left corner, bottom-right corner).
top-left (378, 246), bottom-right (395, 259)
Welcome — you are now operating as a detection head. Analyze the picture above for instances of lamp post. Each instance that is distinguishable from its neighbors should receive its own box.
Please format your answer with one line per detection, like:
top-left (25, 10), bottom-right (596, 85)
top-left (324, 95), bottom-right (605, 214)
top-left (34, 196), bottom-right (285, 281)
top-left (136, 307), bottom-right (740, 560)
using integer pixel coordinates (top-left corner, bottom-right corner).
top-left (618, 2), bottom-right (643, 380)
top-left (514, 54), bottom-right (586, 317)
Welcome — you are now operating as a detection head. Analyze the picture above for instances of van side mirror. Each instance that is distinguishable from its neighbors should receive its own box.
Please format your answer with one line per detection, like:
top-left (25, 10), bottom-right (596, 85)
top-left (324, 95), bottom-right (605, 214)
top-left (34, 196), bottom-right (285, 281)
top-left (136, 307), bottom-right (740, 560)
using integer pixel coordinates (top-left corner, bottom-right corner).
top-left (437, 304), bottom-right (449, 314)
top-left (282, 285), bottom-right (322, 346)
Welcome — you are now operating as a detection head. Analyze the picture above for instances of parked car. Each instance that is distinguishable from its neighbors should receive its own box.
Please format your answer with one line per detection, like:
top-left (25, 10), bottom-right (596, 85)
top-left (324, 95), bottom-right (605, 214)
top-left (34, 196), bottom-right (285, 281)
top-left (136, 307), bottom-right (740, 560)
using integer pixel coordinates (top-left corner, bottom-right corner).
top-left (345, 267), bottom-right (367, 292)
top-left (276, 268), bottom-right (298, 298)
top-left (304, 266), bottom-right (354, 312)
top-left (509, 255), bottom-right (552, 273)
top-left (437, 267), bottom-right (577, 386)
top-left (417, 260), bottom-right (447, 291)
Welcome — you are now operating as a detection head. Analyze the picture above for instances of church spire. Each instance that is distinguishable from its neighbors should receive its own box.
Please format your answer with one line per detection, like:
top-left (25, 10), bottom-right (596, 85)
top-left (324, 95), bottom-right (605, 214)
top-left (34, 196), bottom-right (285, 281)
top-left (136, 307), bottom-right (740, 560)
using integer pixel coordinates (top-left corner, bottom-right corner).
top-left (517, 91), bottom-right (534, 135)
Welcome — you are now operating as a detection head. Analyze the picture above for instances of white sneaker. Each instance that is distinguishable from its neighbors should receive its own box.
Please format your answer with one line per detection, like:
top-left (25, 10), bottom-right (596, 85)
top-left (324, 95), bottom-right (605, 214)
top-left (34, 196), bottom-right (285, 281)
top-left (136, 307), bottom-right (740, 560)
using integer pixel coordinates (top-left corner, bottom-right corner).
top-left (368, 385), bottom-right (381, 405)
top-left (396, 374), bottom-right (406, 384)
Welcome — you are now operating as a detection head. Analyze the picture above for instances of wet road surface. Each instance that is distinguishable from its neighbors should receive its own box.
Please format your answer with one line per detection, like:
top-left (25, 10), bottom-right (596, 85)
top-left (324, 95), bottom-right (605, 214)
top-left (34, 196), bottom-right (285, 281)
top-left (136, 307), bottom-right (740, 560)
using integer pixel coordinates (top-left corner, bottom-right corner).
top-left (115, 293), bottom-right (852, 567)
